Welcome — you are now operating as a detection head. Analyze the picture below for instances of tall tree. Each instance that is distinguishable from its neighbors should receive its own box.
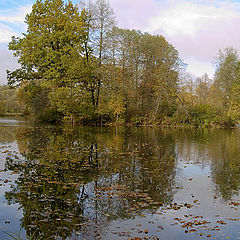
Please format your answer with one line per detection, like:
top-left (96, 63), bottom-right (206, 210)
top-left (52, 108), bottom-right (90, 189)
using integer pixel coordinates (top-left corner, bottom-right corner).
top-left (7, 0), bottom-right (88, 120)
top-left (214, 47), bottom-right (240, 98)
top-left (78, 0), bottom-right (116, 107)
top-left (139, 33), bottom-right (182, 122)
top-left (91, 0), bottom-right (116, 106)
top-left (195, 73), bottom-right (212, 105)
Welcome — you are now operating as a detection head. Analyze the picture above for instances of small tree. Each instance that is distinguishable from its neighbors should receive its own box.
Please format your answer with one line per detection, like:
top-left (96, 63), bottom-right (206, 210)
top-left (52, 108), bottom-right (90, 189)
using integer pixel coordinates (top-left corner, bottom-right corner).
top-left (108, 94), bottom-right (125, 123)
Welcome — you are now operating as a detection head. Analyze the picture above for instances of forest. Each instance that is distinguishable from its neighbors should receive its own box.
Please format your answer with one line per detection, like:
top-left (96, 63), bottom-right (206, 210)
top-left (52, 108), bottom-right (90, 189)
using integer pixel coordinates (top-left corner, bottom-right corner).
top-left (4, 0), bottom-right (240, 127)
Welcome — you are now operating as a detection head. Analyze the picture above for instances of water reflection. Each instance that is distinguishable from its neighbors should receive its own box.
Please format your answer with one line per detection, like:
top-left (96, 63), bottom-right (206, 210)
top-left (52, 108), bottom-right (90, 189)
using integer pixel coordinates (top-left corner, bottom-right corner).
top-left (1, 124), bottom-right (240, 239)
top-left (174, 129), bottom-right (240, 200)
top-left (4, 127), bottom-right (177, 239)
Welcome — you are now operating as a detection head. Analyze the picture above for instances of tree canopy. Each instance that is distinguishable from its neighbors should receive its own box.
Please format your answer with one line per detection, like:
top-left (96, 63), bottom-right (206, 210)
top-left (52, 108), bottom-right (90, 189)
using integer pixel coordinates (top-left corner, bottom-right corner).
top-left (7, 0), bottom-right (240, 127)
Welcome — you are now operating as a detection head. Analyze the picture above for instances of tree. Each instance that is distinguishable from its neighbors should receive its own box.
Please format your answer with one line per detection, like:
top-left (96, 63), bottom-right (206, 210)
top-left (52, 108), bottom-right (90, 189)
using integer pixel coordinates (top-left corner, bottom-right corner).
top-left (227, 84), bottom-right (240, 121)
top-left (107, 93), bottom-right (126, 123)
top-left (139, 33), bottom-right (182, 122)
top-left (0, 85), bottom-right (23, 115)
top-left (214, 47), bottom-right (240, 98)
top-left (195, 73), bottom-right (212, 105)
top-left (213, 47), bottom-right (240, 125)
top-left (6, 0), bottom-right (185, 125)
top-left (7, 0), bottom-right (87, 120)
top-left (79, 0), bottom-right (116, 107)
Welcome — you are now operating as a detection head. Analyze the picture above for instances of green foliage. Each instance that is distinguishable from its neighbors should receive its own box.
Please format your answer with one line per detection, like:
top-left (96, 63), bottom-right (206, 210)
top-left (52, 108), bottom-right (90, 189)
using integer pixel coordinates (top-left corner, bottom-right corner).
top-left (227, 84), bottom-right (240, 121)
top-left (17, 82), bottom-right (49, 115)
top-left (107, 94), bottom-right (126, 122)
top-left (49, 86), bottom-right (95, 123)
top-left (7, 0), bottom-right (183, 125)
top-left (188, 104), bottom-right (215, 125)
top-left (214, 47), bottom-right (240, 97)
top-left (6, 0), bottom-right (239, 127)
top-left (8, 0), bottom-right (85, 87)
top-left (162, 104), bottom-right (235, 128)
top-left (0, 101), bottom-right (6, 115)
top-left (7, 0), bottom-right (88, 121)
top-left (0, 85), bottom-right (23, 115)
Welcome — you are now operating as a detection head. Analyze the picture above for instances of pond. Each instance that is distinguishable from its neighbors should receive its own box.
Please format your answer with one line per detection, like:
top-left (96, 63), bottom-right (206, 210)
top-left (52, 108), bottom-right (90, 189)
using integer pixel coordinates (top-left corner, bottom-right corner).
top-left (0, 117), bottom-right (240, 240)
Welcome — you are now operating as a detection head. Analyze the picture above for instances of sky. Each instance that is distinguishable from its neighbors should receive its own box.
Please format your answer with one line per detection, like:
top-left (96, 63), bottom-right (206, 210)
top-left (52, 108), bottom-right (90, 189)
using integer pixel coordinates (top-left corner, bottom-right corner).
top-left (0, 0), bottom-right (240, 84)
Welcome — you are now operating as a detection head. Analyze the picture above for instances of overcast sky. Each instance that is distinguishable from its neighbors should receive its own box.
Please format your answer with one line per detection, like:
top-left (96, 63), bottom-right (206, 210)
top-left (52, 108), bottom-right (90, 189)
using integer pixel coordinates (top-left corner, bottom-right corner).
top-left (1, 0), bottom-right (240, 84)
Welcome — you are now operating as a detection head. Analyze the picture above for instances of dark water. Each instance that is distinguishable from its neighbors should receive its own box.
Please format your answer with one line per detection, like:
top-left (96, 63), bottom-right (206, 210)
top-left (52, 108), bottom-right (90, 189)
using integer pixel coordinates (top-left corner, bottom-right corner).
top-left (0, 117), bottom-right (240, 240)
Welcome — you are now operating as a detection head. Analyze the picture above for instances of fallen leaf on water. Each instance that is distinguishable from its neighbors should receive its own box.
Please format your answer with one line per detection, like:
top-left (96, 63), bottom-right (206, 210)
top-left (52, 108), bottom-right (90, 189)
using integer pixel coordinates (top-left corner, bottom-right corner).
top-left (217, 220), bottom-right (227, 225)
top-left (1, 150), bottom-right (9, 153)
top-left (229, 201), bottom-right (240, 206)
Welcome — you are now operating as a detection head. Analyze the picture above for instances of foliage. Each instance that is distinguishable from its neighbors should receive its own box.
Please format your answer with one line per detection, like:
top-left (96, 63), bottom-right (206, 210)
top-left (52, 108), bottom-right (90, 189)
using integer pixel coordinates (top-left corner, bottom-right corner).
top-left (7, 0), bottom-right (87, 121)
top-left (227, 84), bottom-right (240, 122)
top-left (49, 86), bottom-right (95, 123)
top-left (0, 85), bottom-right (23, 115)
top-left (214, 47), bottom-right (240, 97)
top-left (6, 0), bottom-right (184, 125)
top-left (5, 0), bottom-right (240, 127)
top-left (107, 94), bottom-right (126, 122)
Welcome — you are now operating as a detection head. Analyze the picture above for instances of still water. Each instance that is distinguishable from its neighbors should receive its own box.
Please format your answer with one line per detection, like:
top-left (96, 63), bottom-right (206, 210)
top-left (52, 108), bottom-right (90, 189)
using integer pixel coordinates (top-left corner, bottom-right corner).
top-left (0, 117), bottom-right (240, 240)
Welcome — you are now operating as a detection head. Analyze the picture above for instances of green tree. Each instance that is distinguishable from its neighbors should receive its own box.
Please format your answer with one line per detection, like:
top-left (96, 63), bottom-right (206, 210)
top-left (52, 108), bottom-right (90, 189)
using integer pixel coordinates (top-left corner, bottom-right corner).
top-left (6, 0), bottom-right (185, 125)
top-left (214, 47), bottom-right (240, 99)
top-left (139, 33), bottom-right (182, 122)
top-left (79, 0), bottom-right (116, 108)
top-left (195, 73), bottom-right (212, 105)
top-left (227, 84), bottom-right (240, 122)
top-left (0, 85), bottom-right (23, 115)
top-left (7, 0), bottom-right (88, 120)
top-left (212, 47), bottom-right (240, 126)
top-left (107, 94), bottom-right (126, 123)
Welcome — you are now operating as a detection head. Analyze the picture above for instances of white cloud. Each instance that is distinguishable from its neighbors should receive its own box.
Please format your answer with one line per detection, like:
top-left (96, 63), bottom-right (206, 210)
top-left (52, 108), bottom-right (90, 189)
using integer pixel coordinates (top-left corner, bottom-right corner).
top-left (185, 57), bottom-right (215, 79)
top-left (0, 23), bottom-right (17, 43)
top-left (0, 5), bottom-right (32, 24)
top-left (0, 44), bottom-right (19, 84)
top-left (146, 1), bottom-right (239, 37)
top-left (0, 5), bottom-right (32, 43)
top-left (1, 0), bottom-right (240, 82)
top-left (110, 0), bottom-right (159, 30)
top-left (109, 0), bottom-right (240, 77)
top-left (0, 5), bottom-right (31, 83)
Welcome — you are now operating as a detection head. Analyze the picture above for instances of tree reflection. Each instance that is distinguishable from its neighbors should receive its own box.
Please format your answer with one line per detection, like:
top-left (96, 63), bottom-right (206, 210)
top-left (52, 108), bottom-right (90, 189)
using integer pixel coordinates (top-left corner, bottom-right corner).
top-left (174, 128), bottom-right (240, 201)
top-left (208, 130), bottom-right (240, 200)
top-left (5, 126), bottom-right (177, 239)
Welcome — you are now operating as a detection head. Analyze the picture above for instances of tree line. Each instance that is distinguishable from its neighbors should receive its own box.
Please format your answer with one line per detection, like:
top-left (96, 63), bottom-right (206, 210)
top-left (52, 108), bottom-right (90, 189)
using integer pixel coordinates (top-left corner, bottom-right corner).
top-left (6, 0), bottom-right (240, 127)
top-left (177, 47), bottom-right (240, 127)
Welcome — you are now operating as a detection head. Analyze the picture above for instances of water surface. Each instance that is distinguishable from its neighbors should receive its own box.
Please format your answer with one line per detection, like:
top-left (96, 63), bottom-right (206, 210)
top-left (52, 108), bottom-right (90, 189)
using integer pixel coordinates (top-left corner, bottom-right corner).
top-left (0, 118), bottom-right (240, 239)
